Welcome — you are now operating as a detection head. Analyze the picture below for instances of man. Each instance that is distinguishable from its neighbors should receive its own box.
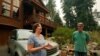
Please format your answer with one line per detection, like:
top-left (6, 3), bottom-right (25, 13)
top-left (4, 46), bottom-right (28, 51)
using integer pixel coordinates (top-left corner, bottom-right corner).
top-left (72, 22), bottom-right (90, 56)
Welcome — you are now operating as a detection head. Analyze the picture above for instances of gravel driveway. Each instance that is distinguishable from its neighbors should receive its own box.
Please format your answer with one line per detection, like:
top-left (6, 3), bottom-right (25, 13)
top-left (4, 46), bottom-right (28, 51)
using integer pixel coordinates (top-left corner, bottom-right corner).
top-left (0, 45), bottom-right (10, 56)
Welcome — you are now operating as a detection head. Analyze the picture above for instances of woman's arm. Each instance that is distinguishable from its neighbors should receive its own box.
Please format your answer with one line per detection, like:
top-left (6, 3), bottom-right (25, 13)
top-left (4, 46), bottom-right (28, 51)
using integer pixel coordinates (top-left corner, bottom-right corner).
top-left (27, 43), bottom-right (46, 53)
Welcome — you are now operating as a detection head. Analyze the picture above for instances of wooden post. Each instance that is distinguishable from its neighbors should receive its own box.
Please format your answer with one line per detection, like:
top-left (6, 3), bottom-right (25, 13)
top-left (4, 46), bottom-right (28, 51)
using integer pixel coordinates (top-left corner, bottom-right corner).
top-left (0, 0), bottom-right (2, 15)
top-left (33, 7), bottom-right (36, 22)
top-left (19, 0), bottom-right (22, 20)
top-left (44, 13), bottom-right (46, 23)
top-left (45, 28), bottom-right (48, 39)
top-left (10, 0), bottom-right (14, 18)
top-left (44, 13), bottom-right (46, 17)
top-left (10, 0), bottom-right (13, 17)
top-left (19, 0), bottom-right (23, 28)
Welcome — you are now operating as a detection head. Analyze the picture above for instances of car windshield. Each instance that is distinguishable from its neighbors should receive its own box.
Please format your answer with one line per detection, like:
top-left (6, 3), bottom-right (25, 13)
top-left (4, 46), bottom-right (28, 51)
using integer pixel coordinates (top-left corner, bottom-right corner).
top-left (17, 30), bottom-right (33, 40)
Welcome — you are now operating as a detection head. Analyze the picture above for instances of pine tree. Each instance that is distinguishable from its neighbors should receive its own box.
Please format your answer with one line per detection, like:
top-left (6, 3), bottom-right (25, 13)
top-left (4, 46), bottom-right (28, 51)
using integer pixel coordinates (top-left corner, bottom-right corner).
top-left (62, 0), bottom-right (97, 30)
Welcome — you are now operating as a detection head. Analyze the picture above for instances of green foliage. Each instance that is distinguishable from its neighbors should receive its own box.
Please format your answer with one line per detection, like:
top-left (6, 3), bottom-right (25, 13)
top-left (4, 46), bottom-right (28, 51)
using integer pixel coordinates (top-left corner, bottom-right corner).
top-left (74, 0), bottom-right (97, 31)
top-left (62, 0), bottom-right (97, 31)
top-left (46, 0), bottom-right (56, 20)
top-left (52, 27), bottom-right (74, 48)
top-left (46, 0), bottom-right (63, 25)
top-left (96, 26), bottom-right (100, 31)
top-left (89, 31), bottom-right (100, 44)
top-left (54, 13), bottom-right (63, 25)
top-left (62, 0), bottom-right (77, 28)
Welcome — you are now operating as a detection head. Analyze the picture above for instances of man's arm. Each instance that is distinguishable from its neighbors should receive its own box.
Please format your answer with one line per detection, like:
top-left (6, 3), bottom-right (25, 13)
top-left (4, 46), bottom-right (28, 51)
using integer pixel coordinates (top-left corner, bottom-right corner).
top-left (85, 32), bottom-right (90, 44)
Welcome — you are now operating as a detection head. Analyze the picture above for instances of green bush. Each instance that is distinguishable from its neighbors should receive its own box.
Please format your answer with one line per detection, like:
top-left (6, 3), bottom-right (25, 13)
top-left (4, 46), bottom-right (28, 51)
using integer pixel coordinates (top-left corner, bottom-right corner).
top-left (89, 31), bottom-right (100, 44)
top-left (96, 26), bottom-right (100, 31)
top-left (52, 27), bottom-right (74, 49)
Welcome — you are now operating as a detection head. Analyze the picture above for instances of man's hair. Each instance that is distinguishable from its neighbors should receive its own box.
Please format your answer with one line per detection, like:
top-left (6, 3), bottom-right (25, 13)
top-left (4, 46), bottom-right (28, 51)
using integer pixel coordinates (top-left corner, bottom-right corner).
top-left (77, 22), bottom-right (84, 26)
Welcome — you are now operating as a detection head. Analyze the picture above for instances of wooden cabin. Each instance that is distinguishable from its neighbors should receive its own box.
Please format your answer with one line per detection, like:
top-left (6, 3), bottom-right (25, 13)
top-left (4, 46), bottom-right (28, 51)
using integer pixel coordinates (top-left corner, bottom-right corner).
top-left (0, 0), bottom-right (57, 46)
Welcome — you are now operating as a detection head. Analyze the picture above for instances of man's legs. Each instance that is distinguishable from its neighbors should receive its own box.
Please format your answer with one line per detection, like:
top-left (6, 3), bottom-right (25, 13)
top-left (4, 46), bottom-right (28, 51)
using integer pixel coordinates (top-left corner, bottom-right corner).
top-left (80, 52), bottom-right (87, 56)
top-left (74, 51), bottom-right (80, 56)
top-left (74, 51), bottom-right (87, 56)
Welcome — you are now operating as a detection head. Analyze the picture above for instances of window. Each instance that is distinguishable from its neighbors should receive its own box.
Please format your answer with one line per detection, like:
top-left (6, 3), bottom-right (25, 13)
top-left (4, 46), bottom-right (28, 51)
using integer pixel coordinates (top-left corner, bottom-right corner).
top-left (4, 0), bottom-right (11, 3)
top-left (2, 1), bottom-right (11, 16)
top-left (2, 10), bottom-right (10, 17)
top-left (13, 0), bottom-right (20, 7)
top-left (1, 0), bottom-right (20, 18)
top-left (12, 0), bottom-right (20, 18)
top-left (12, 7), bottom-right (19, 18)
top-left (2, 3), bottom-right (10, 10)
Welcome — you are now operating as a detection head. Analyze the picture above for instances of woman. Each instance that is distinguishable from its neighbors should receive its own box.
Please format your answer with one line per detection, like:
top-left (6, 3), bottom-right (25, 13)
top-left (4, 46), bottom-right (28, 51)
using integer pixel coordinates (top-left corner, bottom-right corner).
top-left (27, 23), bottom-right (51, 56)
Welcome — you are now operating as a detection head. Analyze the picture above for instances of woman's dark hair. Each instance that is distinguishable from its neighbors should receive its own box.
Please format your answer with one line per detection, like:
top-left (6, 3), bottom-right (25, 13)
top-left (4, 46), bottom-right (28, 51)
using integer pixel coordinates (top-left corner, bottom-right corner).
top-left (32, 23), bottom-right (41, 33)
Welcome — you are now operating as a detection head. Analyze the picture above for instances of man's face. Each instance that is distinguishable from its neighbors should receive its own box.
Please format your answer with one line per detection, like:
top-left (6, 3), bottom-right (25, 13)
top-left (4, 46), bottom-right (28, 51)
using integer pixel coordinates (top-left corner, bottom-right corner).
top-left (77, 24), bottom-right (84, 32)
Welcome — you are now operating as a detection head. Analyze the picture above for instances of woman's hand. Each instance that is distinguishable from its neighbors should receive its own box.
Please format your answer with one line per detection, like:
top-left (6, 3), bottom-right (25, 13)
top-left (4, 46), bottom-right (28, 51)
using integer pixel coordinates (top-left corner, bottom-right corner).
top-left (44, 43), bottom-right (53, 50)
top-left (40, 44), bottom-right (48, 49)
top-left (27, 43), bottom-right (48, 52)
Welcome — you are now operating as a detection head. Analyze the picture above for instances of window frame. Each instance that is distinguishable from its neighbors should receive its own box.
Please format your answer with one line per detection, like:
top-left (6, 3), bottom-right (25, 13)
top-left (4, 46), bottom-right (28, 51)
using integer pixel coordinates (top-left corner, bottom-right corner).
top-left (1, 0), bottom-right (21, 18)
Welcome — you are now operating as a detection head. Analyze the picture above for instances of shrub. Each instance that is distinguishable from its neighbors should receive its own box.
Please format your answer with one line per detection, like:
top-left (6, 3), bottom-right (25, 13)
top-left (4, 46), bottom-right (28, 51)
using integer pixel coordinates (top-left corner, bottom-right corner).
top-left (52, 27), bottom-right (74, 49)
top-left (89, 31), bottom-right (100, 44)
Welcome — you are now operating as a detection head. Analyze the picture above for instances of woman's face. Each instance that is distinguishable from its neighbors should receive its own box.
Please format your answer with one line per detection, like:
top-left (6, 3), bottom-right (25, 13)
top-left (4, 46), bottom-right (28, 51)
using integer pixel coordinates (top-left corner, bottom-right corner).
top-left (36, 24), bottom-right (42, 33)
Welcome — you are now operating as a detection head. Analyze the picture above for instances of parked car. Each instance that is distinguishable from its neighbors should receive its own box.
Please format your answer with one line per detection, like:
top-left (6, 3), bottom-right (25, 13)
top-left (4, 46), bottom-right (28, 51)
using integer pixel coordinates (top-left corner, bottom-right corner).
top-left (8, 29), bottom-right (60, 56)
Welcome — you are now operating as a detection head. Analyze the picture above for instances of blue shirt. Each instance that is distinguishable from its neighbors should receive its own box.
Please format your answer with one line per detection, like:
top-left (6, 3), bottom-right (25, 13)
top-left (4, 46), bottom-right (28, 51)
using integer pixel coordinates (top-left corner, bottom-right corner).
top-left (28, 34), bottom-right (46, 56)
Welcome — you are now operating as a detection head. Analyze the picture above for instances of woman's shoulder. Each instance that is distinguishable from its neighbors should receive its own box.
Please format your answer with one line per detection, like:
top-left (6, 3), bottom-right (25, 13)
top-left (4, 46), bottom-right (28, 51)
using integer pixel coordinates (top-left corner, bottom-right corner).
top-left (40, 34), bottom-right (43, 36)
top-left (28, 33), bottom-right (36, 39)
top-left (40, 34), bottom-right (44, 38)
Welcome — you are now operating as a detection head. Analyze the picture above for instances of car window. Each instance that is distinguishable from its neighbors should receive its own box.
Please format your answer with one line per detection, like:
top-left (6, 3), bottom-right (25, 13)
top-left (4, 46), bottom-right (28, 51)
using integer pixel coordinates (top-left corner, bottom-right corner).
top-left (17, 30), bottom-right (33, 40)
top-left (10, 30), bottom-right (17, 40)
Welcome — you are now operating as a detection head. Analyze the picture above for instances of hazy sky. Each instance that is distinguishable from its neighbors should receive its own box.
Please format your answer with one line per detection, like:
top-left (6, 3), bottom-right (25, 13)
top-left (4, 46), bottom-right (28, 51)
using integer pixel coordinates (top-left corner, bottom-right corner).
top-left (43, 0), bottom-right (66, 24)
top-left (55, 0), bottom-right (66, 24)
top-left (93, 0), bottom-right (100, 11)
